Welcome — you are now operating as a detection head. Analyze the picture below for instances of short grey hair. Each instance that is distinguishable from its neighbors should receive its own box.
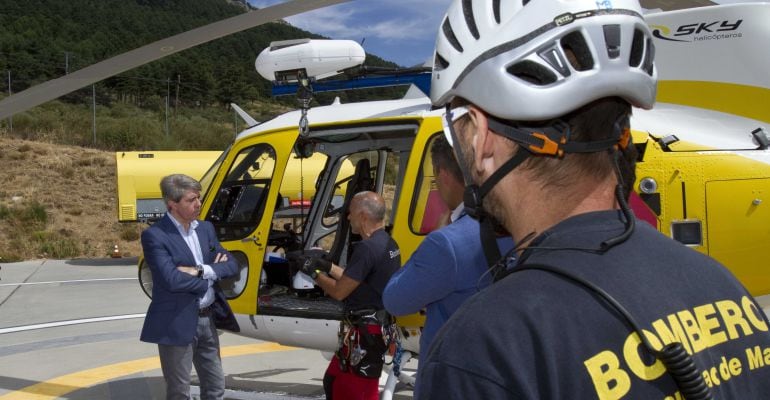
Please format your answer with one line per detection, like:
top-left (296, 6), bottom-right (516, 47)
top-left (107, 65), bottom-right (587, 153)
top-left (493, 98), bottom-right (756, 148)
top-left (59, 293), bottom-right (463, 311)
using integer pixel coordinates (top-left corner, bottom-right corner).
top-left (352, 191), bottom-right (386, 222)
top-left (160, 174), bottom-right (202, 205)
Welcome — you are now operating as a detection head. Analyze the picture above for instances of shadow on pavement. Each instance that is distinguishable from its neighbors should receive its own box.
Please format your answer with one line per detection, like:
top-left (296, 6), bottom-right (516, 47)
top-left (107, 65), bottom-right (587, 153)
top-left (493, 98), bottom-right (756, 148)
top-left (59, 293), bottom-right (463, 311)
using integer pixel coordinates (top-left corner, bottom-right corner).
top-left (1, 372), bottom-right (412, 399)
top-left (224, 369), bottom-right (412, 399)
top-left (67, 374), bottom-right (330, 400)
top-left (229, 368), bottom-right (307, 380)
top-left (225, 369), bottom-right (324, 397)
top-left (66, 375), bottom-right (164, 400)
top-left (0, 375), bottom-right (82, 396)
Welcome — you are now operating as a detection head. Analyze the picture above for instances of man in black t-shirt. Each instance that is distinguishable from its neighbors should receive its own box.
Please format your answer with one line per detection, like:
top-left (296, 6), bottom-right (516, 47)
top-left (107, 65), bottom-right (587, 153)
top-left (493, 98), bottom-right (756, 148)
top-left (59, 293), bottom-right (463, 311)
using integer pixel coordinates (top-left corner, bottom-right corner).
top-left (296, 190), bottom-right (400, 400)
top-left (417, 0), bottom-right (770, 398)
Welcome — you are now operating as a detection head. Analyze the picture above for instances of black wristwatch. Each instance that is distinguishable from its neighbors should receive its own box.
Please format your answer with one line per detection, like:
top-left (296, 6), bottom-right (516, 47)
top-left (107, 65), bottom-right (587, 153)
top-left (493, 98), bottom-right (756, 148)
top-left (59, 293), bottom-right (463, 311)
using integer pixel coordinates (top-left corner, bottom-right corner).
top-left (196, 265), bottom-right (204, 278)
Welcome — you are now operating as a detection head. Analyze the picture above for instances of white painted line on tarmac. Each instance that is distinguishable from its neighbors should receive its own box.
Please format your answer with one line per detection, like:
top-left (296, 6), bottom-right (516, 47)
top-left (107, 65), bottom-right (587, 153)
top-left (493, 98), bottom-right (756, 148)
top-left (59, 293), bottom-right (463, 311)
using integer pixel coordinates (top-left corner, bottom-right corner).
top-left (0, 277), bottom-right (137, 287)
top-left (0, 313), bottom-right (146, 334)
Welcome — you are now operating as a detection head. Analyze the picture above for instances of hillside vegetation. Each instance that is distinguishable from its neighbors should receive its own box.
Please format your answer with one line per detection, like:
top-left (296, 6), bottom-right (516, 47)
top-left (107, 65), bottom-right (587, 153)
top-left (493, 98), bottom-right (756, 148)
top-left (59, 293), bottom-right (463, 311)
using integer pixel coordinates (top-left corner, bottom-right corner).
top-left (0, 0), bottom-right (403, 111)
top-left (0, 96), bottom-right (293, 261)
top-left (0, 0), bottom-right (404, 153)
top-left (0, 134), bottom-right (144, 262)
top-left (0, 0), bottom-right (408, 261)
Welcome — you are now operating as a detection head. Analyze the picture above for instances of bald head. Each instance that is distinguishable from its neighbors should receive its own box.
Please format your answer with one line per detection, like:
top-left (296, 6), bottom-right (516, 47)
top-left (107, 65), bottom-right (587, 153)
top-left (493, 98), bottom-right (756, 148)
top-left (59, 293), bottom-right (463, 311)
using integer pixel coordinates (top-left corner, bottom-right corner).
top-left (350, 191), bottom-right (386, 223)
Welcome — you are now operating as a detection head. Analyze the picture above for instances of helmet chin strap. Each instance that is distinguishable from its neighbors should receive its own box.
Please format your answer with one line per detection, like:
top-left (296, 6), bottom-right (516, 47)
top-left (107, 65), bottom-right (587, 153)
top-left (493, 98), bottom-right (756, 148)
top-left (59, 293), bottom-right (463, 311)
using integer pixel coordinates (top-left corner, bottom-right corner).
top-left (445, 105), bottom-right (531, 269)
top-left (446, 105), bottom-right (635, 271)
top-left (463, 148), bottom-right (530, 220)
top-left (462, 147), bottom-right (531, 269)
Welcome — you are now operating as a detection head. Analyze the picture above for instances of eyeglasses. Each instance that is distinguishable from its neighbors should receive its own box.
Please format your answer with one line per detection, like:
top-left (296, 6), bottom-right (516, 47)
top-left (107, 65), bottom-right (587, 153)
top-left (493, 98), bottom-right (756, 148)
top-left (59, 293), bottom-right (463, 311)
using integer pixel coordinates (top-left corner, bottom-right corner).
top-left (441, 106), bottom-right (469, 147)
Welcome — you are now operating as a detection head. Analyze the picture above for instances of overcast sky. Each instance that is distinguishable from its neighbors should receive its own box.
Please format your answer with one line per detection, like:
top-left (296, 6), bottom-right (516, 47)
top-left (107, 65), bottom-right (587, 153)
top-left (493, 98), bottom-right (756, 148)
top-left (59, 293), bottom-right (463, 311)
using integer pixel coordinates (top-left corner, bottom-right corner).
top-left (247, 0), bottom-right (760, 67)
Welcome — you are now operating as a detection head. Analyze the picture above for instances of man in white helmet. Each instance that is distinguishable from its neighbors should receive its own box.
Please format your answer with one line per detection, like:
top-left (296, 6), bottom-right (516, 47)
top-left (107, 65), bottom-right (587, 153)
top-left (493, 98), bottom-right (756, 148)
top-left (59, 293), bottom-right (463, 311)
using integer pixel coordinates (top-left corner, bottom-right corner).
top-left (417, 0), bottom-right (770, 399)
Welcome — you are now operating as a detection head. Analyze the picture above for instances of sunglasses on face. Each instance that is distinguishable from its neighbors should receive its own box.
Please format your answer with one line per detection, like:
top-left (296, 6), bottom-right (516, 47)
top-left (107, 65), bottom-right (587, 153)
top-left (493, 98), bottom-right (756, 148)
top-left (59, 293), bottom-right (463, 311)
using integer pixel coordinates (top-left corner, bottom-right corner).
top-left (441, 106), bottom-right (470, 147)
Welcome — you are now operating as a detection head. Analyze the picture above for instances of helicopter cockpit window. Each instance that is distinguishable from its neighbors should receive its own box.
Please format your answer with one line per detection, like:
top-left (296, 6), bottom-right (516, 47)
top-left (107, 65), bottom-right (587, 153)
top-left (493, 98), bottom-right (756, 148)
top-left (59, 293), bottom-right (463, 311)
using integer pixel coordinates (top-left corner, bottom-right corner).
top-left (322, 151), bottom-right (378, 229)
top-left (207, 144), bottom-right (276, 242)
top-left (268, 153), bottom-right (330, 246)
top-left (312, 150), bottom-right (400, 264)
top-left (409, 133), bottom-right (448, 235)
top-left (199, 146), bottom-right (229, 201)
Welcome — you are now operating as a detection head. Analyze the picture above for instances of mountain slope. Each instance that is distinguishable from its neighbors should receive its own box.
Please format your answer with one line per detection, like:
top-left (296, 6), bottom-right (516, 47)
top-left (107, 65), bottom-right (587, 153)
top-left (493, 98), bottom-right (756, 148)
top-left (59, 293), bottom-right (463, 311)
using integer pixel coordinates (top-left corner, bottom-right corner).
top-left (0, 0), bottom-right (407, 261)
top-left (0, 136), bottom-right (143, 261)
top-left (0, 0), bottom-right (402, 110)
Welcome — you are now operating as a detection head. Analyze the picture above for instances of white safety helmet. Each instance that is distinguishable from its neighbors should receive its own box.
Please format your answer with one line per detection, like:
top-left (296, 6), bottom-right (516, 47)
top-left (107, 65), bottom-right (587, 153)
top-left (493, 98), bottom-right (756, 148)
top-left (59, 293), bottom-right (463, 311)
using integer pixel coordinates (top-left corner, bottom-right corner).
top-left (431, 0), bottom-right (657, 121)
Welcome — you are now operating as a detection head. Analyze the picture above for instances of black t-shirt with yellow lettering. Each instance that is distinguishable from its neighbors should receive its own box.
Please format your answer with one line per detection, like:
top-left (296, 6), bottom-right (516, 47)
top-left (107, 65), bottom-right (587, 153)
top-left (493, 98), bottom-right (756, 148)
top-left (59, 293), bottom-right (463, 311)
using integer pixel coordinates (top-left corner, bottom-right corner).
top-left (417, 210), bottom-right (770, 399)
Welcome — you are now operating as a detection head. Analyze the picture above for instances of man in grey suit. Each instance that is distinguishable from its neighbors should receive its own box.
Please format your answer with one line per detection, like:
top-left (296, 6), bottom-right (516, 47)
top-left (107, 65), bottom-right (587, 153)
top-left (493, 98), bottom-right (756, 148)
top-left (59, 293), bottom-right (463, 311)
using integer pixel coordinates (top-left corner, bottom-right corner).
top-left (140, 174), bottom-right (239, 400)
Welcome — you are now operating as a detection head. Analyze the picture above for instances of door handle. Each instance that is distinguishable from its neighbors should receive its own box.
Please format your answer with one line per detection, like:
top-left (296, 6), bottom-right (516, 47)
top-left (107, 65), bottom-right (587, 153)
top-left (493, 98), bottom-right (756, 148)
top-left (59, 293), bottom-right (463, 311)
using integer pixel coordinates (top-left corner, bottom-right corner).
top-left (241, 236), bottom-right (263, 247)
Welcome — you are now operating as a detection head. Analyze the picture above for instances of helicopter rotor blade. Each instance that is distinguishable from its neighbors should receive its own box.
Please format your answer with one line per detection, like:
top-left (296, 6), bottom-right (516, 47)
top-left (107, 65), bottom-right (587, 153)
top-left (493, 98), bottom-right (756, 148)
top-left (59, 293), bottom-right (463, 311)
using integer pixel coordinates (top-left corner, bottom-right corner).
top-left (0, 0), bottom-right (350, 120)
top-left (640, 0), bottom-right (716, 11)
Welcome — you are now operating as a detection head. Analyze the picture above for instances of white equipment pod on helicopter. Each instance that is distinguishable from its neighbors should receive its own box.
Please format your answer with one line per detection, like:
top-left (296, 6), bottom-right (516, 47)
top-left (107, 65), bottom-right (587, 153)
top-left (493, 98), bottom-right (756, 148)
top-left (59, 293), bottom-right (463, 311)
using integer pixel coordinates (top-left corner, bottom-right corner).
top-left (255, 39), bottom-right (365, 82)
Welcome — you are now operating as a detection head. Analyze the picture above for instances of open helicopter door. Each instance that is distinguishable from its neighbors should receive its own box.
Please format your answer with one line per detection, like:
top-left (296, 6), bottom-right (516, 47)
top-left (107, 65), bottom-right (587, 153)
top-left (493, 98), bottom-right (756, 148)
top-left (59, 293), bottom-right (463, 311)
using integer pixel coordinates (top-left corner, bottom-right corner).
top-left (203, 130), bottom-right (297, 317)
top-left (327, 158), bottom-right (374, 264)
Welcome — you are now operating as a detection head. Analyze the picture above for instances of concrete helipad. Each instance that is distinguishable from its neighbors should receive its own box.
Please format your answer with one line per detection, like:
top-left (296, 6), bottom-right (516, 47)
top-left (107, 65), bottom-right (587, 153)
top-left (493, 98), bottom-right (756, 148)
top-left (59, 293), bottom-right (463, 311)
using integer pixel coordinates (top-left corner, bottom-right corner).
top-left (0, 258), bottom-right (415, 400)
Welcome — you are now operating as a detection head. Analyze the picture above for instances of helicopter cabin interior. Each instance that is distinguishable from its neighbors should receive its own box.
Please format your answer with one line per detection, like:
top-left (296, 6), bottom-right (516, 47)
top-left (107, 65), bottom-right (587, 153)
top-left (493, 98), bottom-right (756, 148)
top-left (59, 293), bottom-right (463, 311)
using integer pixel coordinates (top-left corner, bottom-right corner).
top-left (207, 119), bottom-right (449, 321)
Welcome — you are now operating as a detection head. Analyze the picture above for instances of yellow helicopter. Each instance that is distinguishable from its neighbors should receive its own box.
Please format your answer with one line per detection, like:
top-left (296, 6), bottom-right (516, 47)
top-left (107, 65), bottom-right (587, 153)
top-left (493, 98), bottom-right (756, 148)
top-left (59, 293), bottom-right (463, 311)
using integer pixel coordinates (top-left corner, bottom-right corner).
top-left (125, 7), bottom-right (770, 393)
top-left (3, 0), bottom-right (767, 392)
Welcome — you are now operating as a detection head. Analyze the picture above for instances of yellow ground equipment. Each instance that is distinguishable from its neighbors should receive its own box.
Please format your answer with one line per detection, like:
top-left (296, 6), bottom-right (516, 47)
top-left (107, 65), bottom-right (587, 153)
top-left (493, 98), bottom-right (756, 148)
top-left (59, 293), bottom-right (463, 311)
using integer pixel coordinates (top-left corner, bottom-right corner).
top-left (116, 150), bottom-right (350, 223)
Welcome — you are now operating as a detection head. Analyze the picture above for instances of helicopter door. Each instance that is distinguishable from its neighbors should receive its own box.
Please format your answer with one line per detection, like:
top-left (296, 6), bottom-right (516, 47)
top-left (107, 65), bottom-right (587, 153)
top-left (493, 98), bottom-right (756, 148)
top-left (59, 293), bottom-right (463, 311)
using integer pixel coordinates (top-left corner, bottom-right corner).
top-left (388, 124), bottom-right (446, 333)
top-left (327, 158), bottom-right (374, 264)
top-left (204, 137), bottom-right (293, 316)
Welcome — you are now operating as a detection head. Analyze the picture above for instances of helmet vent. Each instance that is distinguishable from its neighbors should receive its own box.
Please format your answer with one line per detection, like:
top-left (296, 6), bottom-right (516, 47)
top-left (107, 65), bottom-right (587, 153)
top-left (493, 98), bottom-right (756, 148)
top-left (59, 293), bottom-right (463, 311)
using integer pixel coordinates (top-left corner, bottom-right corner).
top-left (435, 52), bottom-right (450, 71)
top-left (603, 25), bottom-right (621, 59)
top-left (538, 47), bottom-right (571, 77)
top-left (493, 0), bottom-right (501, 23)
top-left (462, 0), bottom-right (480, 40)
top-left (507, 60), bottom-right (557, 86)
top-left (560, 31), bottom-right (594, 71)
top-left (643, 38), bottom-right (655, 76)
top-left (629, 28), bottom-right (644, 67)
top-left (443, 19), bottom-right (465, 53)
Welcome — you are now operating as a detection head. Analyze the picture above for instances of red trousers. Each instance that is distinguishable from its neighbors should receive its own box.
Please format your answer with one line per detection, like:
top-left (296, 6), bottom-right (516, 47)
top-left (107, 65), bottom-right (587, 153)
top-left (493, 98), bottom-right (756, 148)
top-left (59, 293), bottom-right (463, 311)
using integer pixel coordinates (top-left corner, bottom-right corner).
top-left (323, 354), bottom-right (379, 400)
top-left (322, 323), bottom-right (383, 400)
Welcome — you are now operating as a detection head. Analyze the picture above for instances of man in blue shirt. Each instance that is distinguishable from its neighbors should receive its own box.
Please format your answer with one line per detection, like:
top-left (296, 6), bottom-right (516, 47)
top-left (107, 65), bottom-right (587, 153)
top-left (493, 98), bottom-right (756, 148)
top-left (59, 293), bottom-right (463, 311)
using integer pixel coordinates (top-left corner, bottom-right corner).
top-left (382, 137), bottom-right (513, 384)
